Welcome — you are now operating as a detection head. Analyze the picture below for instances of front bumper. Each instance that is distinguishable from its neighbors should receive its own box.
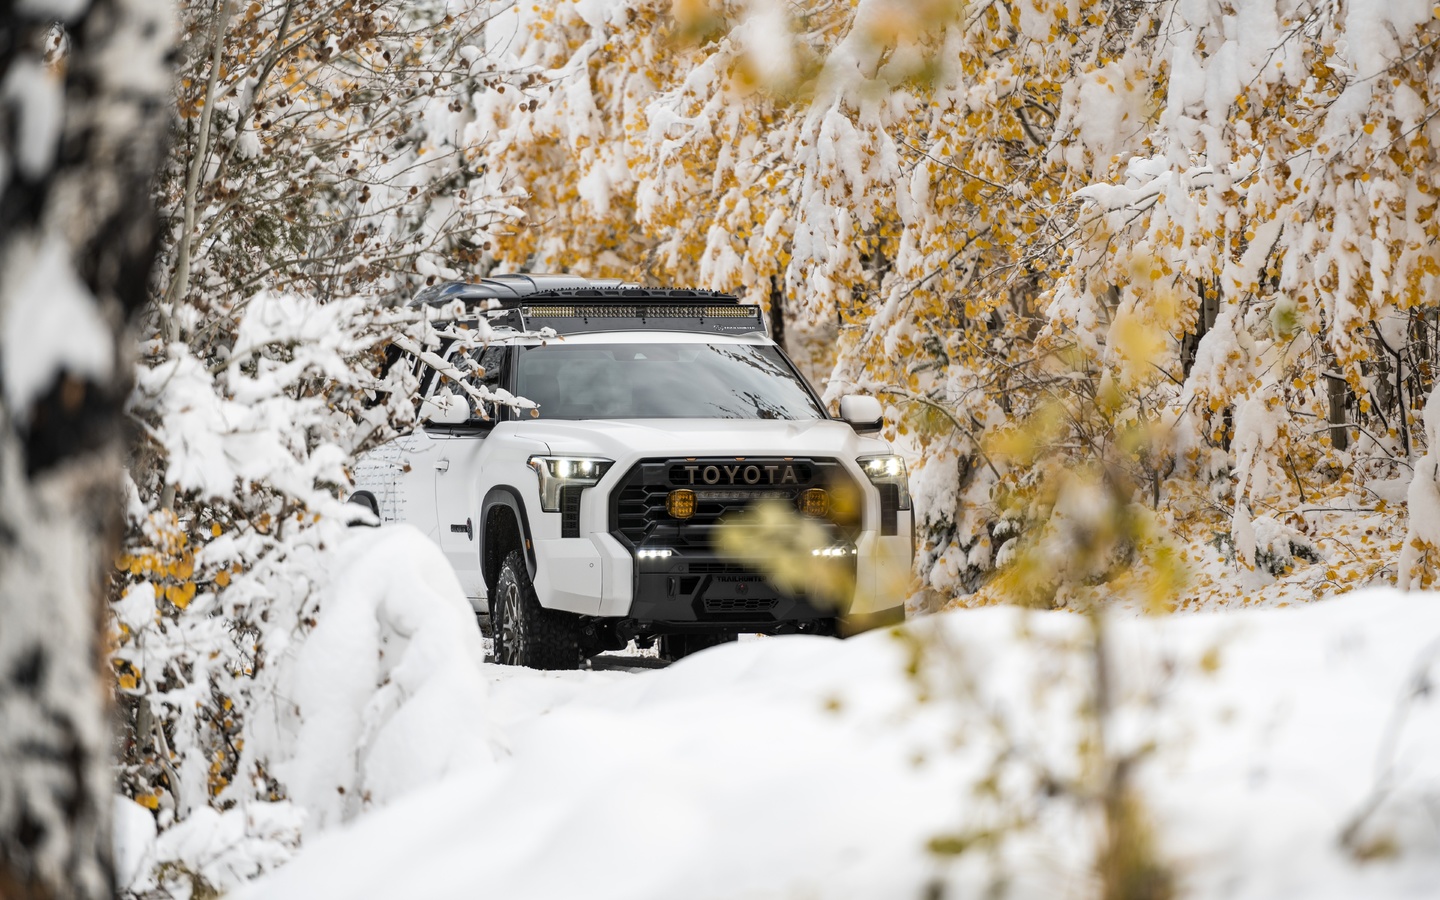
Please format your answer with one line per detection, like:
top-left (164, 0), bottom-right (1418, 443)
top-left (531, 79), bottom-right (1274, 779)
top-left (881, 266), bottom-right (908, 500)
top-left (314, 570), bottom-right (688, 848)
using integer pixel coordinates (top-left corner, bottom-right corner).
top-left (628, 557), bottom-right (841, 627)
top-left (528, 455), bottom-right (913, 626)
top-left (531, 522), bottom-right (911, 626)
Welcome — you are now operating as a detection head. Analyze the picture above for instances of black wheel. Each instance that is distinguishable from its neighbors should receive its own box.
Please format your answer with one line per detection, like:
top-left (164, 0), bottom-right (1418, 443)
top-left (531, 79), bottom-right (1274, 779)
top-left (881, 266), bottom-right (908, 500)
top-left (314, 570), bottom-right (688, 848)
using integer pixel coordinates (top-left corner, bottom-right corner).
top-left (345, 491), bottom-right (381, 527)
top-left (492, 550), bottom-right (581, 670)
top-left (658, 632), bottom-right (737, 662)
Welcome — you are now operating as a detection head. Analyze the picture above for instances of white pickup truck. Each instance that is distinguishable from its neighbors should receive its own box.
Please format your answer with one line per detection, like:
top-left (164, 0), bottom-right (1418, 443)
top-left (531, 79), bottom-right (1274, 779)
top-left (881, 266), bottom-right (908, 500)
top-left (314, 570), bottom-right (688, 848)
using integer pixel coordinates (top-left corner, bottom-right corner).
top-left (352, 274), bottom-right (912, 669)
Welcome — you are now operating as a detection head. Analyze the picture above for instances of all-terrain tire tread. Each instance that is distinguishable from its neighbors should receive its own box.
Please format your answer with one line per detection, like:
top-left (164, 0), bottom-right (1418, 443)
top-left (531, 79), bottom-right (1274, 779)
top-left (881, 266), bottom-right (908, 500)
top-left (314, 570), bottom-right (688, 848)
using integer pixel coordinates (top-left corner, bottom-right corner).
top-left (497, 550), bottom-right (582, 670)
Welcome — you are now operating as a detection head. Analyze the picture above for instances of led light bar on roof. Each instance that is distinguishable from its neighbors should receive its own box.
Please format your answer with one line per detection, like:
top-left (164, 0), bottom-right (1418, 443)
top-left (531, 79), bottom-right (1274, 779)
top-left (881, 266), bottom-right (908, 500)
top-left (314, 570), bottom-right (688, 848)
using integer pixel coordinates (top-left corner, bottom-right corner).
top-left (514, 301), bottom-right (765, 336)
top-left (406, 277), bottom-right (767, 334)
top-left (523, 305), bottom-right (757, 319)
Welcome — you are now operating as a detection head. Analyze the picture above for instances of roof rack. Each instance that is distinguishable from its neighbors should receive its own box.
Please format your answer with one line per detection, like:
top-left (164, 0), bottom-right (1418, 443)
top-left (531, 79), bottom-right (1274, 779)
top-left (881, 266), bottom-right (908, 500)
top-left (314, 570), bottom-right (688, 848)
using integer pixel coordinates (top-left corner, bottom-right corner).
top-left (409, 276), bottom-right (762, 336)
top-left (408, 275), bottom-right (739, 309)
top-left (519, 286), bottom-right (740, 303)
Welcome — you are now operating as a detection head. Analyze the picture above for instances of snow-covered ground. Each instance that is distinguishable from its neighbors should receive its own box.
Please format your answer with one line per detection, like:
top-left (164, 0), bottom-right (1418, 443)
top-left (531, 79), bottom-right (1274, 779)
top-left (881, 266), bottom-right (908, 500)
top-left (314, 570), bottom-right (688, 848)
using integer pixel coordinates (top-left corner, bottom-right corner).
top-left (118, 526), bottom-right (1440, 898)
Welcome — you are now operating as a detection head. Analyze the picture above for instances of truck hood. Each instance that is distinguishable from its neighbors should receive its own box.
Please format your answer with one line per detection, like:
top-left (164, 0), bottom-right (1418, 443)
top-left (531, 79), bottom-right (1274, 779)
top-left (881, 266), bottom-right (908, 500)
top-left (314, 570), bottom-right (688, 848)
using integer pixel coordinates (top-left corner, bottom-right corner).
top-left (512, 418), bottom-right (891, 463)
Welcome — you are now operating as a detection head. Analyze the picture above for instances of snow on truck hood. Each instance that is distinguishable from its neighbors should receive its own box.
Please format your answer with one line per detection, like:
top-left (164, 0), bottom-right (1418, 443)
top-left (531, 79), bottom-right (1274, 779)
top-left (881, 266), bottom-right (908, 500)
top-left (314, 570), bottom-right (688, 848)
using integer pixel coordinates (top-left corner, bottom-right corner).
top-left (509, 418), bottom-right (893, 463)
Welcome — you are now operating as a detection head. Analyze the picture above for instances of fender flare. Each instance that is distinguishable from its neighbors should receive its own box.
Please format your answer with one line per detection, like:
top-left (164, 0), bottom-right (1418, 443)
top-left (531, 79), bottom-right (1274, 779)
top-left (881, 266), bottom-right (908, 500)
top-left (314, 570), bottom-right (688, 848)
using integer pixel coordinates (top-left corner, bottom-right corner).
top-left (481, 486), bottom-right (538, 589)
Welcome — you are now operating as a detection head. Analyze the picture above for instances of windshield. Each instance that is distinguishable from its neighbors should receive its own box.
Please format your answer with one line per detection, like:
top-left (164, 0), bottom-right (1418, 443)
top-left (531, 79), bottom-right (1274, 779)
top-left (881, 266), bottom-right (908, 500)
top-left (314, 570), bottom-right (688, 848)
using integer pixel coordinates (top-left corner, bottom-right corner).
top-left (515, 342), bottom-right (826, 420)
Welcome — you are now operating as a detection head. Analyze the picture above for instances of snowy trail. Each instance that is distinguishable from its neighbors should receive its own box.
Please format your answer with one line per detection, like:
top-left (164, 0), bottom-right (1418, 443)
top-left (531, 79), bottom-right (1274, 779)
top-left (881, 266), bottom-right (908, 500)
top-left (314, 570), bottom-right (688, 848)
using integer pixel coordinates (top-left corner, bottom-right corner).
top-left (113, 527), bottom-right (1440, 899)
top-left (231, 571), bottom-right (1440, 900)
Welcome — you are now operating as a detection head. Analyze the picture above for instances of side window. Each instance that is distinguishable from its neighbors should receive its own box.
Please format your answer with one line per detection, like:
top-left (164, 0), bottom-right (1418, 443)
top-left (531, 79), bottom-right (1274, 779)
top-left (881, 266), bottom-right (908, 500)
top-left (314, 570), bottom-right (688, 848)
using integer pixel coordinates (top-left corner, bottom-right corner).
top-left (440, 343), bottom-right (508, 422)
top-left (415, 340), bottom-right (448, 402)
top-left (365, 343), bottom-right (411, 410)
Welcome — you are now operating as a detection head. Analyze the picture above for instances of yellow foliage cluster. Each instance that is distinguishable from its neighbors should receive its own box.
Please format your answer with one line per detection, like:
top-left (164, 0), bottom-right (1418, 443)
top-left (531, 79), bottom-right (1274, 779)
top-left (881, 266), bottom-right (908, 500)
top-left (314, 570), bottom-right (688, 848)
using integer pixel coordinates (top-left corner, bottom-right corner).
top-left (113, 511), bottom-right (237, 617)
top-left (475, 1), bottom-right (1440, 605)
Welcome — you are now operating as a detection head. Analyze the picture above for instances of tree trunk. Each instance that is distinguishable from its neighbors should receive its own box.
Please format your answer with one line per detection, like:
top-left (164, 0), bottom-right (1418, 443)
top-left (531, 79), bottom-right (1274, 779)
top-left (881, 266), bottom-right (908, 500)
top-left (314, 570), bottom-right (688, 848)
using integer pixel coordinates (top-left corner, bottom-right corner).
top-left (0, 1), bottom-right (172, 896)
top-left (1324, 370), bottom-right (1350, 452)
top-left (768, 275), bottom-right (788, 353)
top-left (164, 0), bottom-right (234, 327)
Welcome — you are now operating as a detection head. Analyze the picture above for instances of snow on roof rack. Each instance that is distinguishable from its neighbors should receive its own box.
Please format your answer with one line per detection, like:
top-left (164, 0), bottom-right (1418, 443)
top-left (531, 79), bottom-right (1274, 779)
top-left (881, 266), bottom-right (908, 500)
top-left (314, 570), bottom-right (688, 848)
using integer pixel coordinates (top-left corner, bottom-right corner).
top-left (408, 276), bottom-right (760, 335)
top-left (523, 286), bottom-right (741, 303)
top-left (407, 276), bottom-right (739, 309)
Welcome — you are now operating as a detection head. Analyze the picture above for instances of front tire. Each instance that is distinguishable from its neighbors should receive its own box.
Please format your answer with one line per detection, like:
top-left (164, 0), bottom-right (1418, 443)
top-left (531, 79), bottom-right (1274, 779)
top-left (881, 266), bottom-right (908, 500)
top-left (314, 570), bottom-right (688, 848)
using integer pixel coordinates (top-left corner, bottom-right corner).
top-left (492, 550), bottom-right (581, 670)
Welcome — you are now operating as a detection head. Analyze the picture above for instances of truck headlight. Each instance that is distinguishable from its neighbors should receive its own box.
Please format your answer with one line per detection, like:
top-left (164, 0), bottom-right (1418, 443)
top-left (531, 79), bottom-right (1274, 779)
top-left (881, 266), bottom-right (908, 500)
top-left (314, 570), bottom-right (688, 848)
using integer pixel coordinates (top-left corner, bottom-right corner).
top-left (858, 454), bottom-right (911, 510)
top-left (528, 456), bottom-right (614, 512)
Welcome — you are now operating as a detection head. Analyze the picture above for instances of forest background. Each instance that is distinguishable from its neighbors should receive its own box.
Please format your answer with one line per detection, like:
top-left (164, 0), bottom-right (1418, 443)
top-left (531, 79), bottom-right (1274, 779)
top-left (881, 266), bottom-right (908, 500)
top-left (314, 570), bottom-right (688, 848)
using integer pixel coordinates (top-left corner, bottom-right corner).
top-left (14, 0), bottom-right (1439, 894)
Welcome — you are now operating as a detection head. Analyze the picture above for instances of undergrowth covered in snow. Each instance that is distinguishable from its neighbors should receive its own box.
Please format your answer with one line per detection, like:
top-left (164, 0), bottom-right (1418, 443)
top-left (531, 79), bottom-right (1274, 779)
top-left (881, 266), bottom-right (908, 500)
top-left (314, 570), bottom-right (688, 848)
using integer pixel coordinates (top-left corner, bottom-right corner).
top-left (115, 525), bottom-right (495, 896)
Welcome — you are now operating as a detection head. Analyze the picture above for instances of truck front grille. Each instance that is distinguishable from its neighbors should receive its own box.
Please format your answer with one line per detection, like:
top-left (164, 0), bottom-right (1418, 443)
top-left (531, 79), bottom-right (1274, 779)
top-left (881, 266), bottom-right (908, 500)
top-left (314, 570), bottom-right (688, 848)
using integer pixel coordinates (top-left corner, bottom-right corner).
top-left (609, 457), bottom-right (861, 553)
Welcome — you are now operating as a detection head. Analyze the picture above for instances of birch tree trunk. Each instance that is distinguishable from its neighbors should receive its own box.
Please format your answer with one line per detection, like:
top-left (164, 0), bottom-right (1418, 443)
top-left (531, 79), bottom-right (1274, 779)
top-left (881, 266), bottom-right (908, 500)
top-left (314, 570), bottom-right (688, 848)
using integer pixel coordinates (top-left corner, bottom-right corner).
top-left (0, 0), bottom-right (172, 896)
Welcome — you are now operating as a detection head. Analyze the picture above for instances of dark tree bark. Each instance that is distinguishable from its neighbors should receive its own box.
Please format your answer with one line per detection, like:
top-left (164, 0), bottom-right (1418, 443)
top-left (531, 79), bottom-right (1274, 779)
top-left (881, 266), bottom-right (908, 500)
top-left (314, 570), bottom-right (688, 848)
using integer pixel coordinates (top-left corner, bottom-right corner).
top-left (768, 275), bottom-right (788, 353)
top-left (0, 1), bottom-right (171, 896)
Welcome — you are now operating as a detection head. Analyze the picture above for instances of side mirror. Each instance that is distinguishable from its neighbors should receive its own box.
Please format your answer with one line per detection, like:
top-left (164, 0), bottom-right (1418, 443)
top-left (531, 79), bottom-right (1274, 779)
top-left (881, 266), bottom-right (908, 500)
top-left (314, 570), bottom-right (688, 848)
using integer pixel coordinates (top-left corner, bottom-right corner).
top-left (419, 392), bottom-right (471, 426)
top-left (839, 395), bottom-right (884, 434)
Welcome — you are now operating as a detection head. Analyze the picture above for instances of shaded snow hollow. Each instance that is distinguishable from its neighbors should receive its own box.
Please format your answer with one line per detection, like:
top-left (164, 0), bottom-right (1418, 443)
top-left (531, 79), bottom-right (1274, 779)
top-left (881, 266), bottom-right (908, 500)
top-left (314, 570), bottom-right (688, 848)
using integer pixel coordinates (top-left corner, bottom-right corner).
top-left (137, 526), bottom-right (1439, 898)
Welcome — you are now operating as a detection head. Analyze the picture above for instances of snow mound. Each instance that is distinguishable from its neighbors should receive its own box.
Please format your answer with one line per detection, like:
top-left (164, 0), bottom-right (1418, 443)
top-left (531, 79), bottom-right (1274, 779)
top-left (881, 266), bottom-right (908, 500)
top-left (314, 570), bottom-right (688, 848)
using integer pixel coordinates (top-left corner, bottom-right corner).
top-left (270, 524), bottom-right (497, 835)
top-left (118, 524), bottom-right (497, 895)
top-left (239, 591), bottom-right (1440, 900)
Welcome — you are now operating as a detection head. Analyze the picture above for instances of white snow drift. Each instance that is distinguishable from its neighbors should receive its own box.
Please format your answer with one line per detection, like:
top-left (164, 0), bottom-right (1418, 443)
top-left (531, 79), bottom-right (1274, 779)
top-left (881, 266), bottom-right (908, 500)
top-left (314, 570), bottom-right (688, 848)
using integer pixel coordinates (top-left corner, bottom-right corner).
top-left (161, 525), bottom-right (1440, 900)
top-left (116, 525), bottom-right (497, 894)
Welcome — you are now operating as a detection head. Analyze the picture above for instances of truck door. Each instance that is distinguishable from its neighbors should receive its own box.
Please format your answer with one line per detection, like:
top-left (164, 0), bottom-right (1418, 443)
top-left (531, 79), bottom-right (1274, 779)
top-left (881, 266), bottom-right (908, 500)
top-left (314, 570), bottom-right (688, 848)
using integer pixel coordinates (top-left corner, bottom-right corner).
top-left (368, 347), bottom-right (448, 538)
top-left (433, 343), bottom-right (508, 605)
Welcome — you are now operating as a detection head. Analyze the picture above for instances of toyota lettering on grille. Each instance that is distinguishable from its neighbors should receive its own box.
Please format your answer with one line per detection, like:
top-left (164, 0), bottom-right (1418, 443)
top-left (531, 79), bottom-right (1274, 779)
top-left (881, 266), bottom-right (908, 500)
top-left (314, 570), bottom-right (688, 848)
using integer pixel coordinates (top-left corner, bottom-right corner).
top-left (668, 461), bottom-right (813, 486)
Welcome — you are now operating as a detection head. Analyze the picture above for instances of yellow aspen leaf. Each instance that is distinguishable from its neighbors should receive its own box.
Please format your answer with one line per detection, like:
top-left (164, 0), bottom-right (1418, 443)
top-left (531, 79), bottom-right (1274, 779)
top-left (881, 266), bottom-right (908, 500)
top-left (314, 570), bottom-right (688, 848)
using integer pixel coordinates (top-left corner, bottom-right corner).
top-left (215, 570), bottom-right (231, 588)
top-left (136, 793), bottom-right (160, 810)
top-left (211, 522), bottom-right (223, 537)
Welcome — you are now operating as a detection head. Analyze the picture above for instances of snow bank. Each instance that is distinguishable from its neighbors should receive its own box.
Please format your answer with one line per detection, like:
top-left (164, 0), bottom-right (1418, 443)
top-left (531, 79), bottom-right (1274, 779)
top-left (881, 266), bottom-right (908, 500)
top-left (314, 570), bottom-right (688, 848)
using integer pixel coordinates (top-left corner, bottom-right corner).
top-left (269, 524), bottom-right (497, 835)
top-left (239, 591), bottom-right (1440, 899)
top-left (114, 795), bottom-right (307, 897)
top-left (119, 524), bottom-right (496, 895)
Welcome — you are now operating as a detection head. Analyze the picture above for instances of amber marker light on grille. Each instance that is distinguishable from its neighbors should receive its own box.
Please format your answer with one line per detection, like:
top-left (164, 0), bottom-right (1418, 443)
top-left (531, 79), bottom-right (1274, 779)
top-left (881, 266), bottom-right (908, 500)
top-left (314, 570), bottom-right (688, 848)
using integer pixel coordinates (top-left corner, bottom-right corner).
top-left (667, 489), bottom-right (697, 519)
top-left (799, 488), bottom-right (831, 517)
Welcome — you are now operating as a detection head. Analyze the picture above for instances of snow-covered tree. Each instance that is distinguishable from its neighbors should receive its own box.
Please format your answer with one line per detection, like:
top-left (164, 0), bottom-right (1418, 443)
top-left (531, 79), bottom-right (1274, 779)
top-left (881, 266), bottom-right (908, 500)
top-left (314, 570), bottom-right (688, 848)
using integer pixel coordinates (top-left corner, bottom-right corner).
top-left (470, 0), bottom-right (1440, 603)
top-left (106, 0), bottom-right (544, 885)
top-left (0, 0), bottom-right (172, 895)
